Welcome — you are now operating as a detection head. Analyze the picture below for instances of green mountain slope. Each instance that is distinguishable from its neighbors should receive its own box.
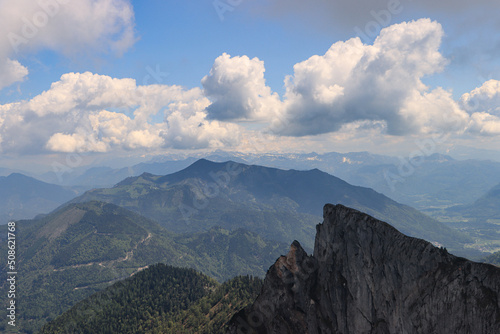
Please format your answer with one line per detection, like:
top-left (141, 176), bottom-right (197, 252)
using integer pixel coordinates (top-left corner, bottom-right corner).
top-left (38, 264), bottom-right (219, 334)
top-left (174, 226), bottom-right (284, 280)
top-left (43, 150), bottom-right (500, 212)
top-left (38, 263), bottom-right (262, 334)
top-left (0, 201), bottom-right (284, 333)
top-left (70, 159), bottom-right (472, 254)
top-left (165, 275), bottom-right (262, 333)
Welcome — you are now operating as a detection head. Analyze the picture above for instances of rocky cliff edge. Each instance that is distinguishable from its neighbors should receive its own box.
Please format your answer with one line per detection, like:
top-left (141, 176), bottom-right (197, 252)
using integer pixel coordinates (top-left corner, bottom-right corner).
top-left (227, 204), bottom-right (500, 334)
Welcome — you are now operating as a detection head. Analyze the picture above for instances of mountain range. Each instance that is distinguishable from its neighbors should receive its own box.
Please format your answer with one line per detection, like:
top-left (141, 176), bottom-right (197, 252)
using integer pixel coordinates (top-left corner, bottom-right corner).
top-left (1, 158), bottom-right (494, 332)
top-left (5, 150), bottom-right (500, 225)
top-left (25, 151), bottom-right (500, 213)
top-left (0, 173), bottom-right (78, 225)
top-left (40, 157), bottom-right (199, 188)
top-left (68, 159), bottom-right (473, 255)
top-left (451, 182), bottom-right (500, 220)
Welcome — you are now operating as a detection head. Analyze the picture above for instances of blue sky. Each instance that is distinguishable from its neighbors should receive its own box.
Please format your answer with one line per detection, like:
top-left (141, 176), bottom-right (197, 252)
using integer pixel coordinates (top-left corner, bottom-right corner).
top-left (8, 0), bottom-right (497, 100)
top-left (1, 0), bottom-right (500, 171)
top-left (2, 0), bottom-right (342, 100)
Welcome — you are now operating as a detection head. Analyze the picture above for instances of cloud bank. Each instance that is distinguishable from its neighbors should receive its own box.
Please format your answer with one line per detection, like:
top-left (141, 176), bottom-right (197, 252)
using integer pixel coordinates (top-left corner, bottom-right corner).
top-left (1, 18), bottom-right (500, 155)
top-left (0, 72), bottom-right (239, 153)
top-left (273, 19), bottom-right (468, 136)
top-left (204, 19), bottom-right (495, 139)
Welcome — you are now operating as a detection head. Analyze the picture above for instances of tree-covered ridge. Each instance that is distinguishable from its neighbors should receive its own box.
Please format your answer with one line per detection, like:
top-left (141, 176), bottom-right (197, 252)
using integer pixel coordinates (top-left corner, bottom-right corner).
top-left (165, 275), bottom-right (262, 333)
top-left (39, 264), bottom-right (262, 334)
top-left (70, 159), bottom-right (473, 255)
top-left (38, 264), bottom-right (217, 333)
top-left (0, 201), bottom-right (283, 333)
top-left (18, 201), bottom-right (161, 271)
top-left (173, 226), bottom-right (286, 280)
top-left (0, 201), bottom-right (164, 332)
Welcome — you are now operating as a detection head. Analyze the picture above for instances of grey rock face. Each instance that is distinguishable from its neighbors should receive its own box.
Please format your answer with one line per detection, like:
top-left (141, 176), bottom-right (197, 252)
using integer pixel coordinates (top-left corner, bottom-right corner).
top-left (227, 204), bottom-right (500, 334)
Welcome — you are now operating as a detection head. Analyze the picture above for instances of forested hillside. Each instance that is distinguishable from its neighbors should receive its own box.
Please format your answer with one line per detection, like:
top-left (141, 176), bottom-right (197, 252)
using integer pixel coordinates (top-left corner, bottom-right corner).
top-left (39, 264), bottom-right (262, 334)
top-left (0, 201), bottom-right (282, 333)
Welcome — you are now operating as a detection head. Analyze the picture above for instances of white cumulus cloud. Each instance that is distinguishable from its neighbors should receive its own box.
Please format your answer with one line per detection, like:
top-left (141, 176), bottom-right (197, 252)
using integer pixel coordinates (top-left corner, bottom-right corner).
top-left (202, 53), bottom-right (282, 122)
top-left (0, 58), bottom-right (29, 91)
top-left (468, 112), bottom-right (500, 136)
top-left (461, 80), bottom-right (500, 115)
top-left (0, 0), bottom-right (137, 91)
top-left (272, 19), bottom-right (469, 136)
top-left (2, 17), bottom-right (500, 157)
top-left (0, 72), bottom-right (241, 153)
top-left (461, 80), bottom-right (500, 135)
top-left (200, 19), bottom-right (496, 141)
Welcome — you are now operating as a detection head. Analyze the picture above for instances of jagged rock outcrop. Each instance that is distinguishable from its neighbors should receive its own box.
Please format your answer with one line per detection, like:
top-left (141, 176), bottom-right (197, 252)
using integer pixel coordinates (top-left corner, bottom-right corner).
top-left (227, 204), bottom-right (500, 334)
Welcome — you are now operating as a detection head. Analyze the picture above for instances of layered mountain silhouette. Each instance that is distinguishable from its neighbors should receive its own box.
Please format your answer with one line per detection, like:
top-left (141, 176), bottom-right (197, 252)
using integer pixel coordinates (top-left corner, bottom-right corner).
top-left (227, 204), bottom-right (500, 333)
top-left (451, 182), bottom-right (500, 219)
top-left (40, 157), bottom-right (199, 187)
top-left (6, 159), bottom-right (488, 332)
top-left (37, 150), bottom-right (500, 212)
top-left (0, 173), bottom-right (77, 224)
top-left (70, 159), bottom-right (472, 254)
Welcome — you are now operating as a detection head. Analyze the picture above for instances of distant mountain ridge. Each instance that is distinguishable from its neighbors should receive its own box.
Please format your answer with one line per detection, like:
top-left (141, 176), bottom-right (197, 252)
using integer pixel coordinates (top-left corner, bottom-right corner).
top-left (7, 150), bottom-right (500, 211)
top-left (40, 157), bottom-right (199, 187)
top-left (70, 159), bottom-right (473, 256)
top-left (449, 182), bottom-right (500, 220)
top-left (0, 173), bottom-right (78, 224)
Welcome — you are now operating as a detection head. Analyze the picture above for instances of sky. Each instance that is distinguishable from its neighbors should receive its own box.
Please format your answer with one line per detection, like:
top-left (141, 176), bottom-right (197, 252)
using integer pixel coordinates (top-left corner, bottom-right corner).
top-left (1, 0), bottom-right (500, 173)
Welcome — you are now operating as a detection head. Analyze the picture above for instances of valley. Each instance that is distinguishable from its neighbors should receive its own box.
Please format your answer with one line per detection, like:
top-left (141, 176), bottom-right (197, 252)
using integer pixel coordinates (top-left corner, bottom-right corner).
top-left (2, 157), bottom-right (500, 332)
top-left (0, 199), bottom-right (285, 333)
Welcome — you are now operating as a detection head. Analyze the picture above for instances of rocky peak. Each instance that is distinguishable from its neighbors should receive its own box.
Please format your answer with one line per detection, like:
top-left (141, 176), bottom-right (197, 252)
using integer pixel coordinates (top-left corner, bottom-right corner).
top-left (227, 204), bottom-right (500, 334)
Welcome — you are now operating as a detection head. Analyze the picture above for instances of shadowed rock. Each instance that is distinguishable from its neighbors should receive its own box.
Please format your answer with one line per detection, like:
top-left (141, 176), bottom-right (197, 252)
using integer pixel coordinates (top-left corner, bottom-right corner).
top-left (227, 204), bottom-right (500, 334)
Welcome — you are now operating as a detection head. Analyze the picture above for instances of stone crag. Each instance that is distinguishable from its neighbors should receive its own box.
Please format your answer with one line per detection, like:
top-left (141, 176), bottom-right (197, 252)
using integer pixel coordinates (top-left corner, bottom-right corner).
top-left (227, 204), bottom-right (500, 334)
